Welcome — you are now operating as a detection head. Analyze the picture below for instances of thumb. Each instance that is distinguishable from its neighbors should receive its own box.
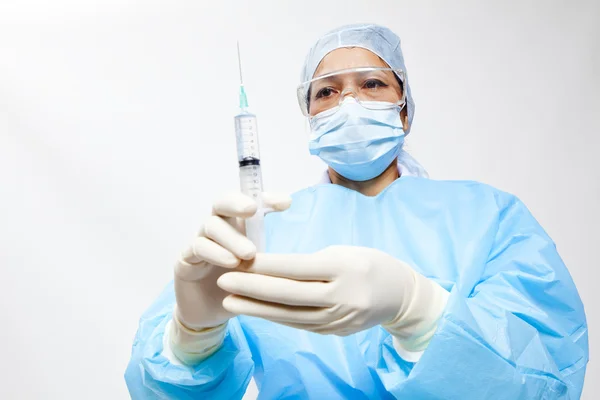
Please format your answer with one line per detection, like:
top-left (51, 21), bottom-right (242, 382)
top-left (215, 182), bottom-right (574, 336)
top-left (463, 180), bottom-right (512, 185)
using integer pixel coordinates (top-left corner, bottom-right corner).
top-left (262, 192), bottom-right (292, 214)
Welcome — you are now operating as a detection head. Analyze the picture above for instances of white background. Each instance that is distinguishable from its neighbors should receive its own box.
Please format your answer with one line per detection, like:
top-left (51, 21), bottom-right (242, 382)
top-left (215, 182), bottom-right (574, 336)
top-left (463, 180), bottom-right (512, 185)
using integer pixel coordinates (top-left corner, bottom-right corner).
top-left (1, 0), bottom-right (598, 398)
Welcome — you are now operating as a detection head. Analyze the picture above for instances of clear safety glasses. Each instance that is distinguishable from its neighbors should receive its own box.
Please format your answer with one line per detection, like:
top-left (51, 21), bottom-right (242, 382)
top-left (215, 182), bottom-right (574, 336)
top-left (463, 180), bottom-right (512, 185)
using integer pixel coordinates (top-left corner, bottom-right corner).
top-left (297, 67), bottom-right (406, 116)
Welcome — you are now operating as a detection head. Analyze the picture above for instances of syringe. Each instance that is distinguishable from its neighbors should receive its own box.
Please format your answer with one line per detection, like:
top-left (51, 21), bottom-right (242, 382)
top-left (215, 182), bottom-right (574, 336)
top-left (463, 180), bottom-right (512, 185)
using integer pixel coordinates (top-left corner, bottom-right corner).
top-left (234, 42), bottom-right (265, 252)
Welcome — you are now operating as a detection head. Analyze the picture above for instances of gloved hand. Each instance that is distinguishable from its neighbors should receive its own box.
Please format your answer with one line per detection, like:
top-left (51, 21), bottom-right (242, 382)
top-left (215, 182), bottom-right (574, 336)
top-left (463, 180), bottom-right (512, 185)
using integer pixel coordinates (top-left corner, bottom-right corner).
top-left (168, 192), bottom-right (291, 365)
top-left (217, 245), bottom-right (449, 358)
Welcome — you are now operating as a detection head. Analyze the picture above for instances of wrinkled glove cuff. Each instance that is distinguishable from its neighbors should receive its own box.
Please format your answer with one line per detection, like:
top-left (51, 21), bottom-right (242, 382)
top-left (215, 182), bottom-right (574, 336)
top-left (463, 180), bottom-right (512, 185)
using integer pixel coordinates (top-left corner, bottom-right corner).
top-left (382, 272), bottom-right (449, 355)
top-left (168, 310), bottom-right (228, 366)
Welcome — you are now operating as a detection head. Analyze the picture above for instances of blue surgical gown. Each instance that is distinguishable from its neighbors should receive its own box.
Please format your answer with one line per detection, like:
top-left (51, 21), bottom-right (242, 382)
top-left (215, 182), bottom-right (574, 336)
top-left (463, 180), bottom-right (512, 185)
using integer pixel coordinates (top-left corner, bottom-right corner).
top-left (125, 177), bottom-right (588, 399)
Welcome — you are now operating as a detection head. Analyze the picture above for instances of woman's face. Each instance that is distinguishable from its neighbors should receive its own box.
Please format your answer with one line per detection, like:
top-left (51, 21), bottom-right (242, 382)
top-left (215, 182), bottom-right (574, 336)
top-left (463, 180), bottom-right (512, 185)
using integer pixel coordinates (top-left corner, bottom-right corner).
top-left (311, 47), bottom-right (409, 130)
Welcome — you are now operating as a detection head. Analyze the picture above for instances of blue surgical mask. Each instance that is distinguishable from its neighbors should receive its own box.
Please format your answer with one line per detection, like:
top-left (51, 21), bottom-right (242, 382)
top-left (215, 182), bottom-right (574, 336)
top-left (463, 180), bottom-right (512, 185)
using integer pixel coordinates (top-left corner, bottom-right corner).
top-left (308, 98), bottom-right (406, 181)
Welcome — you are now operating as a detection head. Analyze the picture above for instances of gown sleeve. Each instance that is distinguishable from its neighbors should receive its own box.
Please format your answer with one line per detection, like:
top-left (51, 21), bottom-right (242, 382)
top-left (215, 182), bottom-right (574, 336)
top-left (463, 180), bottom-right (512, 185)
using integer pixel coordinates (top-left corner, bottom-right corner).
top-left (124, 282), bottom-right (255, 399)
top-left (369, 192), bottom-right (588, 399)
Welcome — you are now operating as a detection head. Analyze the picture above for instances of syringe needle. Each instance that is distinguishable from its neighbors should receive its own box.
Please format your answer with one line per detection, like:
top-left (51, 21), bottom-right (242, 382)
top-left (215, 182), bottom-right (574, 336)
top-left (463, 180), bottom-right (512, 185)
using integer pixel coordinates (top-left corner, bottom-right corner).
top-left (237, 41), bottom-right (244, 85)
top-left (236, 41), bottom-right (249, 110)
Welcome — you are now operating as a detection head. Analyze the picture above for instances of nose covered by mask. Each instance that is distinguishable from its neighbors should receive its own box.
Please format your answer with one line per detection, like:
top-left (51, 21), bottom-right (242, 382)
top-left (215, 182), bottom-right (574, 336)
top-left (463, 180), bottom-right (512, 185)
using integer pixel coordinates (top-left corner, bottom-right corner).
top-left (308, 98), bottom-right (406, 182)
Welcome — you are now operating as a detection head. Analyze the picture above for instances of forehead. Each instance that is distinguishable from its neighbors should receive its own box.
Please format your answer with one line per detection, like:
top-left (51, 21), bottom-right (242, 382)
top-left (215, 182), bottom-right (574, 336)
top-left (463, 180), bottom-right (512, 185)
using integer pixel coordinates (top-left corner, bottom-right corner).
top-left (313, 47), bottom-right (390, 78)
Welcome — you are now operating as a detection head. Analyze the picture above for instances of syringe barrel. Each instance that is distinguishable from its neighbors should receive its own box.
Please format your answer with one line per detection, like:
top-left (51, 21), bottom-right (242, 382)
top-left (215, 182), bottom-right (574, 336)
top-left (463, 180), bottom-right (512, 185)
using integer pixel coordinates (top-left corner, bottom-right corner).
top-left (239, 164), bottom-right (264, 252)
top-left (234, 112), bottom-right (260, 162)
top-left (235, 111), bottom-right (265, 252)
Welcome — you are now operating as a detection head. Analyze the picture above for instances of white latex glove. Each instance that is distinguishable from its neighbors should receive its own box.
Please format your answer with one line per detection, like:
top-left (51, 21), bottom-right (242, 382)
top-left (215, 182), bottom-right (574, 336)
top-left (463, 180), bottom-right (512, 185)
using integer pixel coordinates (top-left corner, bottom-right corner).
top-left (169, 192), bottom-right (291, 365)
top-left (217, 245), bottom-right (449, 357)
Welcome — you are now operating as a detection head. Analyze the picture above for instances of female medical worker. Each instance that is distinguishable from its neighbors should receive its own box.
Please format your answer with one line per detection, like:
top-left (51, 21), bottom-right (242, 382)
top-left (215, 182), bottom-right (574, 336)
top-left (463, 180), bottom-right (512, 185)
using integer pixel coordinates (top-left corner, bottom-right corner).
top-left (125, 24), bottom-right (588, 399)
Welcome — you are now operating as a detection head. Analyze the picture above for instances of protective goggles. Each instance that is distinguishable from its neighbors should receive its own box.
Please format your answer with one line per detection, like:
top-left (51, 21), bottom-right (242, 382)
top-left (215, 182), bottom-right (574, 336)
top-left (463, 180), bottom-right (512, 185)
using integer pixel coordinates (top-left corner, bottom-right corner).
top-left (297, 67), bottom-right (406, 117)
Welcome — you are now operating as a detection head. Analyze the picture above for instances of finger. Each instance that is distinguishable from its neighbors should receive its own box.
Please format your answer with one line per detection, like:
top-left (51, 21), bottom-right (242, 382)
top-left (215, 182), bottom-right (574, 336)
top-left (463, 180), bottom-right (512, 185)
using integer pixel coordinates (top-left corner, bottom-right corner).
top-left (262, 192), bottom-right (292, 214)
top-left (276, 312), bottom-right (356, 336)
top-left (195, 215), bottom-right (245, 237)
top-left (222, 295), bottom-right (337, 325)
top-left (182, 236), bottom-right (240, 268)
top-left (212, 192), bottom-right (258, 218)
top-left (174, 257), bottom-right (212, 281)
top-left (217, 272), bottom-right (334, 307)
top-left (222, 215), bottom-right (245, 234)
top-left (202, 215), bottom-right (256, 260)
top-left (239, 252), bottom-right (333, 281)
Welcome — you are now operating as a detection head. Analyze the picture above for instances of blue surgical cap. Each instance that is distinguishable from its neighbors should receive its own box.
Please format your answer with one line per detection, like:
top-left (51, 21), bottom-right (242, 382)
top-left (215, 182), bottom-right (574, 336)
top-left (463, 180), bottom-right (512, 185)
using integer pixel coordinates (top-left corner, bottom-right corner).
top-left (301, 23), bottom-right (415, 134)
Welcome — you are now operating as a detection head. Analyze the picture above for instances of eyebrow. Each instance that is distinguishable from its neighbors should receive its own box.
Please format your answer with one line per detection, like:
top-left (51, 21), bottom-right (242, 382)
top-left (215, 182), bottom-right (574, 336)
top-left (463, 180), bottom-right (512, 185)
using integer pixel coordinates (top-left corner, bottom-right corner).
top-left (312, 70), bottom-right (395, 88)
top-left (311, 75), bottom-right (344, 87)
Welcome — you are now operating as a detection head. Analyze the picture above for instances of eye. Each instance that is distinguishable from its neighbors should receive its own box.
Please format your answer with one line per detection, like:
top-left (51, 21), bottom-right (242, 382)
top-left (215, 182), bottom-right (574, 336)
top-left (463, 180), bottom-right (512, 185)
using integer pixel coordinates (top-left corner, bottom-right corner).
top-left (364, 79), bottom-right (388, 89)
top-left (315, 87), bottom-right (336, 99)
